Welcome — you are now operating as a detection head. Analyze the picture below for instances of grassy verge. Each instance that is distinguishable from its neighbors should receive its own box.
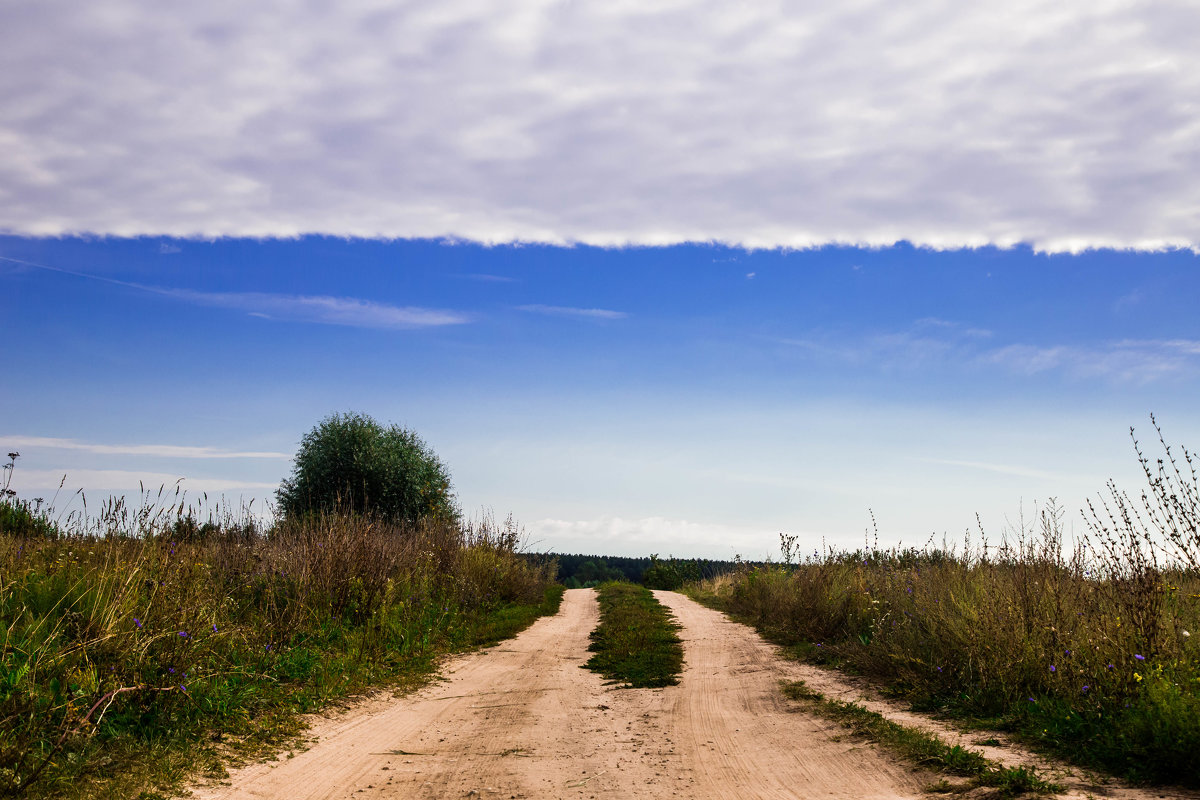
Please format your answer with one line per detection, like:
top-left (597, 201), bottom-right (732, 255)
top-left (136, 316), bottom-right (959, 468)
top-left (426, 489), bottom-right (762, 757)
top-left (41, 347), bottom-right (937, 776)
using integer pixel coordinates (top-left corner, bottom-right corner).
top-left (684, 422), bottom-right (1200, 787)
top-left (584, 582), bottom-right (683, 688)
top-left (781, 680), bottom-right (1059, 797)
top-left (0, 507), bottom-right (560, 800)
top-left (687, 539), bottom-right (1200, 784)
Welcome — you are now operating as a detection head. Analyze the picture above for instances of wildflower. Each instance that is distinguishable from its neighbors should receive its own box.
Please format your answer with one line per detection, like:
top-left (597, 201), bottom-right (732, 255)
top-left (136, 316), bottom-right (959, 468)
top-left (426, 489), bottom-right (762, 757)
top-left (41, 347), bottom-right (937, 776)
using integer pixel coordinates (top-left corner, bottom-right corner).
top-left (133, 618), bottom-right (143, 629)
top-left (1028, 697), bottom-right (1035, 703)
top-left (178, 631), bottom-right (188, 638)
top-left (1106, 663), bottom-right (1114, 670)
top-left (1082, 685), bottom-right (1090, 693)
top-left (1064, 649), bottom-right (1071, 656)
top-left (168, 667), bottom-right (176, 674)
top-left (212, 624), bottom-right (218, 632)
top-left (180, 684), bottom-right (187, 692)
top-left (1049, 665), bottom-right (1056, 673)
top-left (1134, 672), bottom-right (1143, 682)
top-left (1135, 654), bottom-right (1145, 661)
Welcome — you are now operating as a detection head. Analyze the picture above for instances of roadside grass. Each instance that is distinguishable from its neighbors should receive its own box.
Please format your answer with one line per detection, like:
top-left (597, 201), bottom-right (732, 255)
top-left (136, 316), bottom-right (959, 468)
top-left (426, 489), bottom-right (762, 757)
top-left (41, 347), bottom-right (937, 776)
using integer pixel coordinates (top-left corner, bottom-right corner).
top-left (0, 499), bottom-right (559, 800)
top-left (780, 680), bottom-right (1059, 797)
top-left (585, 582), bottom-right (683, 688)
top-left (687, 422), bottom-right (1200, 787)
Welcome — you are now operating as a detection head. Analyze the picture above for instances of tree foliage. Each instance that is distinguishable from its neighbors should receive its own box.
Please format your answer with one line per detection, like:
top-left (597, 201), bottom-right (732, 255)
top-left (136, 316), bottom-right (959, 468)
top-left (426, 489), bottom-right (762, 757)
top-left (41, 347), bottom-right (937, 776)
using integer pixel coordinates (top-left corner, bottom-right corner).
top-left (277, 412), bottom-right (458, 523)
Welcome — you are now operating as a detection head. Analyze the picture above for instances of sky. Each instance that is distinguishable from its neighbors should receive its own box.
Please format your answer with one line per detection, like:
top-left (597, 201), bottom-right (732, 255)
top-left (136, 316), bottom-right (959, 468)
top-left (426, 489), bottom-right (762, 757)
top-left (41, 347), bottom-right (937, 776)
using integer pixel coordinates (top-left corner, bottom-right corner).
top-left (3, 2), bottom-right (1199, 559)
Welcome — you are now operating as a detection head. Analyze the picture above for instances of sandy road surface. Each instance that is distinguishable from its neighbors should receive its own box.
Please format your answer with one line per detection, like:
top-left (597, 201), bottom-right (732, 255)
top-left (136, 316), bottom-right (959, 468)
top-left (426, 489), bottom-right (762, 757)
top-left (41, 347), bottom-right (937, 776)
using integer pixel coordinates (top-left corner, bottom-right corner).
top-left (190, 589), bottom-right (1199, 800)
top-left (193, 588), bottom-right (929, 799)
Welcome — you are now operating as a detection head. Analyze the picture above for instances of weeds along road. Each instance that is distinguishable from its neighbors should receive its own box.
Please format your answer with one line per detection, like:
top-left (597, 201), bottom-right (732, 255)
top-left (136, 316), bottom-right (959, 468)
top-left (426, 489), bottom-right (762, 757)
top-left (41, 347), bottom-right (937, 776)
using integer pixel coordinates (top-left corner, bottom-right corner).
top-left (190, 588), bottom-right (1200, 800)
top-left (192, 588), bottom-right (932, 799)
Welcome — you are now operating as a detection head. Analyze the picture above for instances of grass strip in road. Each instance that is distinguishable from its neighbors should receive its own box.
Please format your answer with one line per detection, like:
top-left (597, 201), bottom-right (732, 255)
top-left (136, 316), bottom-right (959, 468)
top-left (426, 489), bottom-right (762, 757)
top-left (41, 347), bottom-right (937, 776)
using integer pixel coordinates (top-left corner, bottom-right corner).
top-left (781, 680), bottom-right (1061, 798)
top-left (585, 582), bottom-right (683, 688)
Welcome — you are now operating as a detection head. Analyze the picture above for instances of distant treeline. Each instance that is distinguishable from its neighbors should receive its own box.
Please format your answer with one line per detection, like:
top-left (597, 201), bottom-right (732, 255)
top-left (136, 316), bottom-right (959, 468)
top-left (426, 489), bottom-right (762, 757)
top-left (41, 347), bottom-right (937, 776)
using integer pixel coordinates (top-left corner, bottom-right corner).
top-left (531, 552), bottom-right (748, 589)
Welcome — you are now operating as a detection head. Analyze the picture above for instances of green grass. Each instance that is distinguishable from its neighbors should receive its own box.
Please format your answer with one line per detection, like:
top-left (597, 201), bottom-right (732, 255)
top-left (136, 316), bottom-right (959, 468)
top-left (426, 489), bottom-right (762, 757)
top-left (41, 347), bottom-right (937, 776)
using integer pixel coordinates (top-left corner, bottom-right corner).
top-left (780, 680), bottom-right (1060, 797)
top-left (0, 507), bottom-right (560, 800)
top-left (584, 582), bottom-right (683, 688)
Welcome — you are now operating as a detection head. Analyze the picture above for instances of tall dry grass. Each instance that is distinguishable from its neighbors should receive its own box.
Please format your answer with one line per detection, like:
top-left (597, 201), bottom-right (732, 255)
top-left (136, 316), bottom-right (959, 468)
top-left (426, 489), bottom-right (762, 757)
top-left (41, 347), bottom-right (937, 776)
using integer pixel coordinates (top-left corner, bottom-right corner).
top-left (692, 421), bottom-right (1200, 785)
top-left (0, 493), bottom-right (557, 799)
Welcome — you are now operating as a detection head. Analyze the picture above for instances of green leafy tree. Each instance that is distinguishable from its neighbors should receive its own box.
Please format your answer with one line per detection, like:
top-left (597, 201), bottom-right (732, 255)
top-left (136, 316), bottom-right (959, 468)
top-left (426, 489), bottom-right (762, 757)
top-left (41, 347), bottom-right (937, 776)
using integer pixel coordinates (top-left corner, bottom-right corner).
top-left (277, 412), bottom-right (458, 523)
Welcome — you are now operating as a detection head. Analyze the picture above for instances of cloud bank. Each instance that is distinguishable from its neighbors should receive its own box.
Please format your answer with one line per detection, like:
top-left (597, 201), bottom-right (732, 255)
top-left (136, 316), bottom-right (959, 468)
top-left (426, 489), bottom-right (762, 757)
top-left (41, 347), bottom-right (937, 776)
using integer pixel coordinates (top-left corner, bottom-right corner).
top-left (2, 2), bottom-right (1199, 250)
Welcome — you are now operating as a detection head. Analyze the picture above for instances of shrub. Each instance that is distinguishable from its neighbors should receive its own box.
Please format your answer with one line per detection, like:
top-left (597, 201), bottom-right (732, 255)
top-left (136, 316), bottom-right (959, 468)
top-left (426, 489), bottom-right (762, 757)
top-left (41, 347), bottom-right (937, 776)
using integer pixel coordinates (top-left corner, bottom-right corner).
top-left (277, 412), bottom-right (458, 523)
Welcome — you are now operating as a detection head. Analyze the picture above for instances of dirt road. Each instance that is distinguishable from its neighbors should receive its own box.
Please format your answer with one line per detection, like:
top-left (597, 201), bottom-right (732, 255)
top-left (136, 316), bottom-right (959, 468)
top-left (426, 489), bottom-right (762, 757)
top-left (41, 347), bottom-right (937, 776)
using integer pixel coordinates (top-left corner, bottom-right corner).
top-left (190, 589), bottom-right (1194, 800)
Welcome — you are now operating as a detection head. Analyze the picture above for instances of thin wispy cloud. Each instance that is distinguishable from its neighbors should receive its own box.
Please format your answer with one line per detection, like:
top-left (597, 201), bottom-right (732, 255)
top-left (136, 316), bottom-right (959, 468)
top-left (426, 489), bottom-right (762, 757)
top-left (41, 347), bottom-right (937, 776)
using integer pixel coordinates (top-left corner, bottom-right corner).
top-left (2, 3), bottom-right (1198, 249)
top-left (916, 458), bottom-right (1062, 482)
top-left (456, 273), bottom-right (517, 283)
top-left (3, 436), bottom-right (290, 460)
top-left (156, 288), bottom-right (469, 329)
top-left (517, 304), bottom-right (628, 320)
top-left (983, 339), bottom-right (1200, 383)
top-left (15, 468), bottom-right (278, 494)
top-left (778, 322), bottom-right (1200, 383)
top-left (0, 255), bottom-right (468, 329)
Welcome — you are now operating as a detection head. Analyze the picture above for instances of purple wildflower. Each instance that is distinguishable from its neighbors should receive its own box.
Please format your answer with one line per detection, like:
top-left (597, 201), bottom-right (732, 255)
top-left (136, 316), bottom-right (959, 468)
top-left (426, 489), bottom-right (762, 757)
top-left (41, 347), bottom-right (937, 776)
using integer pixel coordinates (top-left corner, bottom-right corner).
top-left (178, 631), bottom-right (188, 638)
top-left (1134, 654), bottom-right (1145, 661)
top-left (133, 618), bottom-right (142, 629)
top-left (212, 624), bottom-right (218, 632)
top-left (1049, 665), bottom-right (1056, 673)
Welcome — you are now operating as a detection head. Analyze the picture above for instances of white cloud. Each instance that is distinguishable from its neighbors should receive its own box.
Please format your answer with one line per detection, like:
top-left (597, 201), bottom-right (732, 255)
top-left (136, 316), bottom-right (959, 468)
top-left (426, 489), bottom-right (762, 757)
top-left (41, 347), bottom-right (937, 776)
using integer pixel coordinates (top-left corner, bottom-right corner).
top-left (2, 2), bottom-right (1199, 250)
top-left (517, 304), bottom-right (628, 319)
top-left (2, 435), bottom-right (289, 459)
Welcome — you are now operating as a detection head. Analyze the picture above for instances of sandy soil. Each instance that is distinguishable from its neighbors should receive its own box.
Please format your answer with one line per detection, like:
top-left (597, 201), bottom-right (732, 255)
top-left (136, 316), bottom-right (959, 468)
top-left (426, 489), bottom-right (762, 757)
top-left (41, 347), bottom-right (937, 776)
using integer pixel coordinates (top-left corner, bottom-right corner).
top-left (189, 589), bottom-right (1199, 800)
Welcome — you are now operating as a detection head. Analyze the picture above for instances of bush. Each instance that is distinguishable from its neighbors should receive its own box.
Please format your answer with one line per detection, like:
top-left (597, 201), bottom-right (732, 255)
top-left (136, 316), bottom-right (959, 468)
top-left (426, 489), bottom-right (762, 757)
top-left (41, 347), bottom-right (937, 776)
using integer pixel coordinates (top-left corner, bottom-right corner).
top-left (277, 412), bottom-right (458, 523)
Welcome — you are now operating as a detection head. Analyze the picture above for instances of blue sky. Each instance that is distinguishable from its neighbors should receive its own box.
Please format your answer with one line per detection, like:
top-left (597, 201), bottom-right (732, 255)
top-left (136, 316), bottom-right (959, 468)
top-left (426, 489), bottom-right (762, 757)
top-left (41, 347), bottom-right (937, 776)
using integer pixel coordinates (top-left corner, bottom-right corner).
top-left (3, 2), bottom-right (1200, 558)
top-left (5, 237), bottom-right (1198, 558)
